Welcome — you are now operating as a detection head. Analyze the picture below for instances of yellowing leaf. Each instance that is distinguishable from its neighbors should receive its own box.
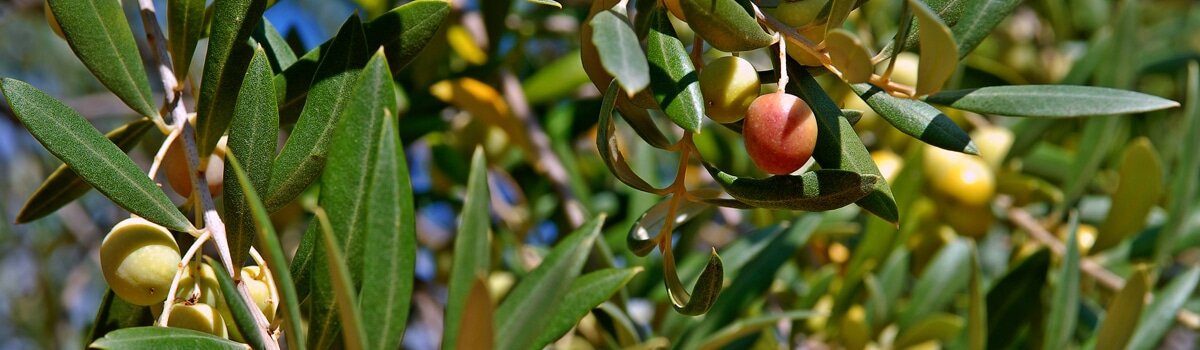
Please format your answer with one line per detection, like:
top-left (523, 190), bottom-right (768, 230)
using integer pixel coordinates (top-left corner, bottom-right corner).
top-left (430, 78), bottom-right (535, 158)
top-left (826, 29), bottom-right (874, 84)
top-left (1096, 266), bottom-right (1151, 350)
top-left (1095, 138), bottom-right (1164, 253)
top-left (447, 24), bottom-right (487, 66)
top-left (908, 0), bottom-right (958, 96)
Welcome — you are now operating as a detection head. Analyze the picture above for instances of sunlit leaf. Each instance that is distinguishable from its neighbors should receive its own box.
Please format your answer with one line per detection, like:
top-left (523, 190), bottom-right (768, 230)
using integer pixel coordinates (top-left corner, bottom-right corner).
top-left (168, 0), bottom-right (207, 77)
top-left (706, 164), bottom-right (879, 211)
top-left (907, 0), bottom-right (958, 96)
top-left (590, 10), bottom-right (650, 97)
top-left (1, 79), bottom-right (190, 232)
top-left (195, 0), bottom-right (268, 157)
top-left (443, 148), bottom-right (492, 350)
top-left (1095, 139), bottom-right (1163, 253)
top-left (825, 30), bottom-right (874, 84)
top-left (223, 47), bottom-right (279, 269)
top-left (17, 118), bottom-right (153, 224)
top-left (646, 7), bottom-right (705, 133)
top-left (47, 0), bottom-right (157, 120)
top-left (446, 24), bottom-right (487, 65)
top-left (924, 85), bottom-right (1181, 117)
top-left (90, 327), bottom-right (249, 349)
top-left (522, 50), bottom-right (591, 105)
top-left (1095, 266), bottom-right (1151, 350)
top-left (851, 83), bottom-right (978, 155)
top-left (680, 0), bottom-right (773, 52)
top-left (251, 19), bottom-right (298, 73)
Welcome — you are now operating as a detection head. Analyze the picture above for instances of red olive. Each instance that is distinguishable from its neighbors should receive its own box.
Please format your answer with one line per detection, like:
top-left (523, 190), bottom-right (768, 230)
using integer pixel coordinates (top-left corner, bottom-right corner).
top-left (743, 92), bottom-right (819, 175)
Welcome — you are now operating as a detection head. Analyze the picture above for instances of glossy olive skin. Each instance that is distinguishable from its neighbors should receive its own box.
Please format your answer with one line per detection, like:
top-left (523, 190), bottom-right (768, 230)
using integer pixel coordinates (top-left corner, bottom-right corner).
top-left (771, 0), bottom-right (831, 27)
top-left (924, 145), bottom-right (996, 207)
top-left (100, 218), bottom-right (181, 306)
top-left (241, 266), bottom-right (276, 323)
top-left (699, 56), bottom-right (761, 123)
top-left (168, 303), bottom-right (228, 337)
top-left (743, 92), bottom-right (819, 175)
top-left (165, 131), bottom-right (226, 198)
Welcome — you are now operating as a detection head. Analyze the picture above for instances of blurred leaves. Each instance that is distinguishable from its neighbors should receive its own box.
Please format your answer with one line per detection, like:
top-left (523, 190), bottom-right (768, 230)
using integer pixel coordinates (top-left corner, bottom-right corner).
top-left (1044, 214), bottom-right (1081, 350)
top-left (1095, 266), bottom-right (1151, 350)
top-left (986, 249), bottom-right (1049, 349)
top-left (1095, 138), bottom-right (1163, 253)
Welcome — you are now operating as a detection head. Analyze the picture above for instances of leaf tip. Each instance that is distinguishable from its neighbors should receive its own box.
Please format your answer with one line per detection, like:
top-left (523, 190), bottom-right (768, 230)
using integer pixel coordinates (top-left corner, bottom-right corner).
top-left (963, 141), bottom-right (980, 155)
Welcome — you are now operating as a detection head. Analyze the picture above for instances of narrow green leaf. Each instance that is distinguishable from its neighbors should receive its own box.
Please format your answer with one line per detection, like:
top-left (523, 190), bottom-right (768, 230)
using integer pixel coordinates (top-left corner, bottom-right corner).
top-left (598, 82), bottom-right (666, 194)
top-left (456, 278), bottom-right (495, 350)
top-left (168, 0), bottom-right (206, 77)
top-left (252, 19), bottom-right (299, 73)
top-left (951, 0), bottom-right (1021, 59)
top-left (898, 239), bottom-right (970, 329)
top-left (47, 0), bottom-right (157, 119)
top-left (706, 164), bottom-right (879, 211)
top-left (668, 249), bottom-right (724, 316)
top-left (627, 195), bottom-right (711, 256)
top-left (646, 7), bottom-right (704, 133)
top-left (967, 243), bottom-right (986, 350)
top-left (530, 267), bottom-right (643, 347)
top-left (590, 10), bottom-right (650, 97)
top-left (443, 148), bottom-right (492, 350)
top-left (697, 311), bottom-right (819, 350)
top-left (277, 0), bottom-right (449, 120)
top-left (1045, 213), bottom-right (1081, 350)
top-left (1, 79), bottom-right (190, 232)
top-left (522, 50), bottom-right (591, 105)
top-left (195, 0), bottom-right (269, 157)
top-left (1095, 266), bottom-right (1151, 350)
top-left (206, 256), bottom-right (269, 350)
top-left (1095, 139), bottom-right (1163, 253)
top-left (908, 0), bottom-right (958, 96)
top-left (1160, 63), bottom-right (1200, 257)
top-left (986, 249), bottom-right (1050, 349)
top-left (851, 83), bottom-right (978, 154)
top-left (897, 313), bottom-right (964, 348)
top-left (527, 0), bottom-right (562, 8)
top-left (313, 211), bottom-right (368, 350)
top-left (89, 327), bottom-right (249, 350)
top-left (680, 0), bottom-right (773, 52)
top-left (288, 220), bottom-right (318, 303)
top-left (495, 215), bottom-right (607, 350)
top-left (87, 290), bottom-right (153, 342)
top-left (223, 47), bottom-right (280, 269)
top-left (790, 67), bottom-right (898, 223)
top-left (266, 15), bottom-right (369, 211)
top-left (825, 30), bottom-right (874, 84)
top-left (17, 118), bottom-right (153, 223)
top-left (225, 153), bottom-right (305, 350)
top-left (924, 85), bottom-right (1182, 117)
top-left (1128, 266), bottom-right (1200, 350)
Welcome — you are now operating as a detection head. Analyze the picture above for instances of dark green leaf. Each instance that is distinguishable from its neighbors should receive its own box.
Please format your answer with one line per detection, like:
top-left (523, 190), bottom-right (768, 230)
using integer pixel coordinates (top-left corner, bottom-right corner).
top-left (950, 0), bottom-right (1021, 58)
top-left (47, 0), bottom-right (157, 119)
top-left (277, 0), bottom-right (449, 120)
top-left (1128, 267), bottom-right (1200, 350)
top-left (89, 327), bottom-right (249, 349)
top-left (495, 215), bottom-right (607, 350)
top-left (1095, 139), bottom-right (1163, 253)
top-left (195, 0), bottom-right (268, 157)
top-left (1045, 213), bottom-right (1081, 350)
top-left (1095, 267), bottom-right (1151, 350)
top-left (312, 210), bottom-right (367, 350)
top-left (668, 249), bottom-right (724, 316)
top-left (252, 19), bottom-right (299, 73)
top-left (598, 82), bottom-right (666, 194)
top-left (986, 249), bottom-right (1050, 349)
top-left (1, 79), bottom-right (190, 232)
top-left (706, 164), bottom-right (879, 211)
top-left (909, 0), bottom-right (958, 96)
top-left (223, 47), bottom-right (279, 269)
top-left (590, 10), bottom-right (651, 97)
top-left (680, 0), bottom-right (773, 52)
top-left (168, 0), bottom-right (207, 77)
top-left (443, 148), bottom-right (492, 350)
top-left (627, 195), bottom-right (711, 256)
top-left (87, 290), bottom-right (153, 342)
top-left (646, 7), bottom-right (704, 133)
top-left (898, 239), bottom-right (970, 328)
top-left (531, 267), bottom-right (643, 347)
top-left (924, 86), bottom-right (1182, 117)
top-left (266, 15), bottom-right (369, 211)
top-left (17, 118), bottom-right (153, 223)
top-left (206, 256), bottom-right (269, 350)
top-left (851, 83), bottom-right (978, 154)
top-left (789, 67), bottom-right (898, 223)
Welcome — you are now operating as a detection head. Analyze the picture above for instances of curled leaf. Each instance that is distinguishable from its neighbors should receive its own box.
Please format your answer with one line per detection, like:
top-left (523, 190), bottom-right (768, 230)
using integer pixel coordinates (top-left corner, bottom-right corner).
top-left (598, 82), bottom-right (667, 194)
top-left (825, 29), bottom-right (874, 84)
top-left (705, 162), bottom-right (879, 211)
top-left (909, 0), bottom-right (958, 96)
top-left (628, 195), bottom-right (713, 256)
top-left (665, 249), bottom-right (724, 315)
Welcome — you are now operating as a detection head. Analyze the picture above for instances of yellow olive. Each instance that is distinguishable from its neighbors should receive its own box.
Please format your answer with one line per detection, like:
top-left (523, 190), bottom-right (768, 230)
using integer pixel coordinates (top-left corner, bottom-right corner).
top-left (44, 1), bottom-right (65, 39)
top-left (784, 25), bottom-right (827, 67)
top-left (176, 262), bottom-right (221, 306)
top-left (770, 0), bottom-right (831, 27)
top-left (884, 52), bottom-right (919, 87)
top-left (168, 302), bottom-right (228, 337)
top-left (100, 218), bottom-right (181, 306)
top-left (939, 200), bottom-right (993, 238)
top-left (925, 145), bottom-right (995, 207)
top-left (870, 150), bottom-right (904, 183)
top-left (970, 125), bottom-right (1014, 170)
top-left (241, 266), bottom-right (276, 323)
top-left (165, 133), bottom-right (226, 198)
top-left (1058, 223), bottom-right (1099, 255)
top-left (699, 56), bottom-right (761, 123)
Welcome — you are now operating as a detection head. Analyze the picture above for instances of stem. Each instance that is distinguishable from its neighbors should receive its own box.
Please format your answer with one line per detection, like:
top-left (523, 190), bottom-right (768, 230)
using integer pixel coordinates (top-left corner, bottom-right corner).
top-left (158, 230), bottom-right (211, 326)
top-left (147, 127), bottom-right (180, 182)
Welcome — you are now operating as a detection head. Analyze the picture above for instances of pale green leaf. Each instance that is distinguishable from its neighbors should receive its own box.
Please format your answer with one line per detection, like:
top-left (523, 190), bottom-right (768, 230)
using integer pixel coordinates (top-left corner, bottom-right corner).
top-left (522, 50), bottom-right (591, 105)
top-left (908, 0), bottom-right (958, 96)
top-left (590, 10), bottom-right (651, 97)
top-left (1044, 214), bottom-right (1081, 350)
top-left (826, 30), bottom-right (874, 84)
top-left (646, 7), bottom-right (704, 133)
top-left (1128, 266), bottom-right (1200, 350)
top-left (924, 85), bottom-right (1181, 117)
top-left (89, 327), bottom-right (249, 349)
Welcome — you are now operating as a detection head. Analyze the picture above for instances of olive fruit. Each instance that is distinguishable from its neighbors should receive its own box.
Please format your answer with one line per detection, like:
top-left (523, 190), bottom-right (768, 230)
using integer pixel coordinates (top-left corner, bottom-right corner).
top-left (1058, 223), bottom-right (1098, 255)
top-left (165, 133), bottom-right (227, 198)
top-left (177, 262), bottom-right (221, 305)
top-left (241, 266), bottom-right (276, 322)
top-left (100, 218), bottom-right (181, 306)
top-left (743, 92), bottom-right (819, 175)
top-left (784, 26), bottom-right (827, 67)
top-left (970, 125), bottom-right (1014, 170)
top-left (870, 150), bottom-right (903, 183)
top-left (924, 145), bottom-right (995, 207)
top-left (699, 56), bottom-right (761, 123)
top-left (168, 303), bottom-right (228, 337)
top-left (770, 0), bottom-right (831, 27)
top-left (45, 1), bottom-right (64, 39)
top-left (885, 52), bottom-right (919, 87)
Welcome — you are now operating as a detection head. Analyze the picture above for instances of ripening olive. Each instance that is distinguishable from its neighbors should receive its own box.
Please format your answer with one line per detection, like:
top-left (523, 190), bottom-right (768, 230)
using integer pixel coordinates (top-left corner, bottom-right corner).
top-left (924, 145), bottom-right (995, 207)
top-left (165, 132), bottom-right (227, 198)
top-left (699, 56), bottom-right (761, 123)
top-left (770, 0), bottom-right (831, 27)
top-left (100, 218), bottom-right (181, 306)
top-left (176, 262), bottom-right (221, 306)
top-left (743, 92), bottom-right (819, 175)
top-left (241, 266), bottom-right (277, 323)
top-left (168, 302), bottom-right (228, 337)
top-left (870, 150), bottom-right (903, 183)
top-left (970, 125), bottom-right (1014, 170)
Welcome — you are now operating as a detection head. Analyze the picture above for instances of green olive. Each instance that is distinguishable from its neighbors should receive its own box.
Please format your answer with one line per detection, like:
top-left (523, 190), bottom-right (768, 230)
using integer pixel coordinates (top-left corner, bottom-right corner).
top-left (168, 303), bottom-right (228, 337)
top-left (924, 144), bottom-right (995, 207)
top-left (176, 262), bottom-right (221, 306)
top-left (699, 56), bottom-right (761, 123)
top-left (241, 266), bottom-right (276, 323)
top-left (100, 218), bottom-right (181, 306)
top-left (770, 0), bottom-right (831, 27)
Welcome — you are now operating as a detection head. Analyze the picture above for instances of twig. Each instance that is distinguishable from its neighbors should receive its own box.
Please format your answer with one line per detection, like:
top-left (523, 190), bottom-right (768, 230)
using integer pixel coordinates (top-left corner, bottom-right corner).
top-left (136, 1), bottom-right (277, 345)
top-left (1007, 207), bottom-right (1200, 329)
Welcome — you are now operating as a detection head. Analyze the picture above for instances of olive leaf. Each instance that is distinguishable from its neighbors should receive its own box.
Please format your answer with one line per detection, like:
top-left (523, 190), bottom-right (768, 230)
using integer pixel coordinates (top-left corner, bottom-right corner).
top-left (206, 256), bottom-right (270, 350)
top-left (908, 0), bottom-right (958, 96)
top-left (667, 249), bottom-right (724, 315)
top-left (898, 239), bottom-right (970, 328)
top-left (851, 83), bottom-right (978, 155)
top-left (705, 163), bottom-right (879, 211)
top-left (646, 7), bottom-right (705, 133)
top-left (1128, 266), bottom-right (1200, 350)
top-left (986, 249), bottom-right (1049, 349)
top-left (825, 29), bottom-right (874, 83)
top-left (251, 19), bottom-right (298, 73)
top-left (223, 47), bottom-right (279, 269)
top-left (951, 0), bottom-right (1021, 59)
top-left (90, 327), bottom-right (249, 350)
top-left (628, 195), bottom-right (714, 256)
top-left (168, 0), bottom-right (207, 77)
top-left (1045, 213), bottom-right (1081, 350)
top-left (680, 0), bottom-right (774, 52)
top-left (195, 0), bottom-right (268, 157)
top-left (1095, 138), bottom-right (1163, 253)
top-left (924, 85), bottom-right (1181, 117)
top-left (590, 10), bottom-right (651, 97)
top-left (598, 82), bottom-right (668, 193)
top-left (311, 211), bottom-right (368, 350)
top-left (87, 290), bottom-right (154, 343)
top-left (530, 268), bottom-right (643, 347)
top-left (1095, 266), bottom-right (1151, 350)
top-left (443, 147), bottom-right (492, 350)
top-left (47, 0), bottom-right (157, 120)
top-left (896, 313), bottom-right (964, 348)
